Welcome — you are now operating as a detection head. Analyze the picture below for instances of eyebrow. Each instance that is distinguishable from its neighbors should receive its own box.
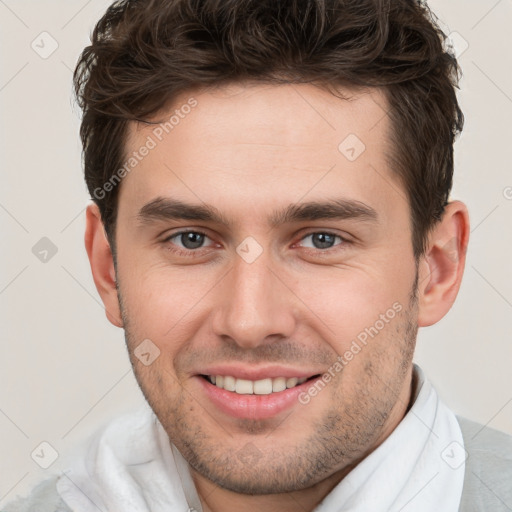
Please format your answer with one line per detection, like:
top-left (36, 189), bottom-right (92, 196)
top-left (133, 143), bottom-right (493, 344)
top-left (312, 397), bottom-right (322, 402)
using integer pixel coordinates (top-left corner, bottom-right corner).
top-left (137, 196), bottom-right (379, 228)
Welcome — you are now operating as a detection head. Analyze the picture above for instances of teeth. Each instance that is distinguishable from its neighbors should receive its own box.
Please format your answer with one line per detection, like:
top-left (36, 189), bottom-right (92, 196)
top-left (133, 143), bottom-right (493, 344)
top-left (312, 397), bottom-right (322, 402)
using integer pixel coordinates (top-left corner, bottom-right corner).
top-left (272, 377), bottom-right (286, 392)
top-left (235, 379), bottom-right (253, 394)
top-left (223, 375), bottom-right (236, 392)
top-left (208, 375), bottom-right (309, 394)
top-left (253, 378), bottom-right (273, 395)
top-left (286, 377), bottom-right (298, 388)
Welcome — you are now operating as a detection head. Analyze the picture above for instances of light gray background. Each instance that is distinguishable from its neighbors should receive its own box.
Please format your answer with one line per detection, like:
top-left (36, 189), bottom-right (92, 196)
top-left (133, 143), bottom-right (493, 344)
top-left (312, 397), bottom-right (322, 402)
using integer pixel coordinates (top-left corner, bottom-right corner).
top-left (1, 0), bottom-right (511, 504)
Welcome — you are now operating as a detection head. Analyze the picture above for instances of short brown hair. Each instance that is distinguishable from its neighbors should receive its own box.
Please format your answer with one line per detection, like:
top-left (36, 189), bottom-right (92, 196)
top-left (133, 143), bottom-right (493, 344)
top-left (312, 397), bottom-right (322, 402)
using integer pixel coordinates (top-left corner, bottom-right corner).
top-left (74, 0), bottom-right (463, 259)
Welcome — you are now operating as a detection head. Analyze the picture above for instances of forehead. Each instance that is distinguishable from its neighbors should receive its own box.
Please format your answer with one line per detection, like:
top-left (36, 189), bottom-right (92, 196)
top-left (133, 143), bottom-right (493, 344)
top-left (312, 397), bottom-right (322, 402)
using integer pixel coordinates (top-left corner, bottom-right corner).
top-left (127, 81), bottom-right (390, 156)
top-left (119, 82), bottom-right (403, 223)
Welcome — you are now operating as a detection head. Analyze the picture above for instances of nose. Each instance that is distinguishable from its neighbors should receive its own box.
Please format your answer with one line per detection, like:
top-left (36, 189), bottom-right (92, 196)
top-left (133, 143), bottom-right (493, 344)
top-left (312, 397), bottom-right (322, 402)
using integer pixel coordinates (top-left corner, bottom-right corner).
top-left (211, 250), bottom-right (297, 349)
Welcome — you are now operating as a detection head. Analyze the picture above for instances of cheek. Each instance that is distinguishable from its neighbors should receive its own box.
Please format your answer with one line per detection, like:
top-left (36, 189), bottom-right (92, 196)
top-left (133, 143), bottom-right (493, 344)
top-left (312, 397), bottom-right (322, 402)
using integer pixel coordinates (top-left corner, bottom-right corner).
top-left (119, 259), bottom-right (216, 336)
top-left (291, 261), bottom-right (415, 352)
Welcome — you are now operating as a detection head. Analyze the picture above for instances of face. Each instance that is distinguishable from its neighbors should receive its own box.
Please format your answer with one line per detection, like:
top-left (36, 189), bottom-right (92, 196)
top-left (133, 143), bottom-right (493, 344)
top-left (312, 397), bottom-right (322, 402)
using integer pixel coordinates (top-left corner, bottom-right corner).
top-left (113, 82), bottom-right (420, 494)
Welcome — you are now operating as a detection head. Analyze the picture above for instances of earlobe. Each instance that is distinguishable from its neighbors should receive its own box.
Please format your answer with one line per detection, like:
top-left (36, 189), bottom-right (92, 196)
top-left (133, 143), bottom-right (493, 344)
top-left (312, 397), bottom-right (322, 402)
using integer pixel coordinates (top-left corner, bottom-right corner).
top-left (84, 203), bottom-right (124, 328)
top-left (417, 201), bottom-right (470, 327)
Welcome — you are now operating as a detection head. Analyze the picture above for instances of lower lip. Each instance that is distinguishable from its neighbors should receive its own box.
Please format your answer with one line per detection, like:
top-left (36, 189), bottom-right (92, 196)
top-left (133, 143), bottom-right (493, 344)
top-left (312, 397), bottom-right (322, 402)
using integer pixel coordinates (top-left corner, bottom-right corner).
top-left (196, 376), bottom-right (317, 420)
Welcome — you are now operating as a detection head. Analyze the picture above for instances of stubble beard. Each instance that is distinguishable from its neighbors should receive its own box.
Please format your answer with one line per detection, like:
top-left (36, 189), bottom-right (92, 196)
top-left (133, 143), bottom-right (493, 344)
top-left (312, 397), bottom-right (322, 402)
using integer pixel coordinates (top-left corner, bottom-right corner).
top-left (117, 271), bottom-right (419, 495)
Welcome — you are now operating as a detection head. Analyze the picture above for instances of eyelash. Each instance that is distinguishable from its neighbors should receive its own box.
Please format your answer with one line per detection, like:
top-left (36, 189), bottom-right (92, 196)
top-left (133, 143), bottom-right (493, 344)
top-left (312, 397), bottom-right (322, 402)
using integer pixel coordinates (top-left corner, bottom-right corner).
top-left (163, 230), bottom-right (216, 258)
top-left (162, 230), bottom-right (351, 257)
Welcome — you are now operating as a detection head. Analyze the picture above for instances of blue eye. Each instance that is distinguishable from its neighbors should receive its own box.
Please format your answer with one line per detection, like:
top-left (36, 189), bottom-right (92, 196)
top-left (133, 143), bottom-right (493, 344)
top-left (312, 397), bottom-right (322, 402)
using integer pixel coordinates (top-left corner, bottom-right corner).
top-left (166, 231), bottom-right (213, 250)
top-left (300, 232), bottom-right (345, 250)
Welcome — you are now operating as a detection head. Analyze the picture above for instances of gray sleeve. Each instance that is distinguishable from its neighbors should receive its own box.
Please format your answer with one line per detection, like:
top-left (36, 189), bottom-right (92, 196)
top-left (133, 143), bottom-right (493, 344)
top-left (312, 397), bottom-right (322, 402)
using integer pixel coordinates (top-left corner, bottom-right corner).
top-left (458, 416), bottom-right (512, 512)
top-left (1, 476), bottom-right (72, 512)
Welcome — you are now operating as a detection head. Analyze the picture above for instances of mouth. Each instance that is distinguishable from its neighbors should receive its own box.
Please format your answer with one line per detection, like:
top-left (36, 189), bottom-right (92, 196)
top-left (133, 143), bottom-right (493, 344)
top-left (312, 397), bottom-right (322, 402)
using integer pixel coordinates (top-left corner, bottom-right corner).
top-left (196, 372), bottom-right (322, 420)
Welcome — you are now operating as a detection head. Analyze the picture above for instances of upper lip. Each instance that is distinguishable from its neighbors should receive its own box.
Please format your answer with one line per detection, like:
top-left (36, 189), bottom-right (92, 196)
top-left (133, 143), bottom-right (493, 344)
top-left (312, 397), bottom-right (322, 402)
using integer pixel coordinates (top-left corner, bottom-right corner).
top-left (196, 365), bottom-right (323, 381)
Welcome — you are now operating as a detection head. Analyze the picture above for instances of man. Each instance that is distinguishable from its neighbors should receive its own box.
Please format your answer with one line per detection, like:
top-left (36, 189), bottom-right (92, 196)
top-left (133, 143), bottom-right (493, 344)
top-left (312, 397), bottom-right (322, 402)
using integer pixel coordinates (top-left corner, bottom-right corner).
top-left (5, 0), bottom-right (512, 510)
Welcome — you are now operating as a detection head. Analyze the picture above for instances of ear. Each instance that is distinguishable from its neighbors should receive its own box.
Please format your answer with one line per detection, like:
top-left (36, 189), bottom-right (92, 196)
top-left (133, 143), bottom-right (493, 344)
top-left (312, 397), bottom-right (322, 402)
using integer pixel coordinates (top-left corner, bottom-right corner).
top-left (84, 203), bottom-right (123, 328)
top-left (417, 200), bottom-right (470, 327)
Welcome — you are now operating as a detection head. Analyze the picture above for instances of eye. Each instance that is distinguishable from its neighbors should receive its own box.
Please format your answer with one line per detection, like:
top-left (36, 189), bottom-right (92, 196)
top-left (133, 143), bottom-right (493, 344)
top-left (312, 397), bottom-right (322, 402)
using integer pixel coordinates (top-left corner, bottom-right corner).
top-left (165, 230), bottom-right (215, 251)
top-left (298, 232), bottom-right (346, 250)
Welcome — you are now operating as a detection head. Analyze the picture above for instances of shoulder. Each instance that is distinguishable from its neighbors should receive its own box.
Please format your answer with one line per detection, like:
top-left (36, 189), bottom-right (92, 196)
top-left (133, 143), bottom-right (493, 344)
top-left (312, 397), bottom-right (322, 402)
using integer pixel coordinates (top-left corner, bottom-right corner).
top-left (457, 416), bottom-right (512, 511)
top-left (458, 416), bottom-right (512, 452)
top-left (1, 475), bottom-right (71, 512)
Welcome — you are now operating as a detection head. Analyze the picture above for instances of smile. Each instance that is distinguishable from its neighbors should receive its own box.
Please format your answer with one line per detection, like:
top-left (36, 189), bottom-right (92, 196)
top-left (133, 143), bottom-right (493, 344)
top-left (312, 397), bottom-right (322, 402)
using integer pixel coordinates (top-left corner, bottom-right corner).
top-left (197, 373), bottom-right (322, 419)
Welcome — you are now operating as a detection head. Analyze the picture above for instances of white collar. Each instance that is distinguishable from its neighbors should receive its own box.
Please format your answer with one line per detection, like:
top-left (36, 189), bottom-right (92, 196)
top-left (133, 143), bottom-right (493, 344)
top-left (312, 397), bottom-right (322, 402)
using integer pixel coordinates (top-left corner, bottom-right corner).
top-left (314, 364), bottom-right (466, 512)
top-left (56, 364), bottom-right (465, 512)
top-left (57, 404), bottom-right (198, 512)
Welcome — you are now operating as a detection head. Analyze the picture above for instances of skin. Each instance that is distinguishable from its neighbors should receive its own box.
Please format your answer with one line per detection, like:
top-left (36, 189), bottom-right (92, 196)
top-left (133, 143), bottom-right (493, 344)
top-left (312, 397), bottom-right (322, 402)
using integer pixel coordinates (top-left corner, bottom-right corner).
top-left (85, 82), bottom-right (470, 512)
